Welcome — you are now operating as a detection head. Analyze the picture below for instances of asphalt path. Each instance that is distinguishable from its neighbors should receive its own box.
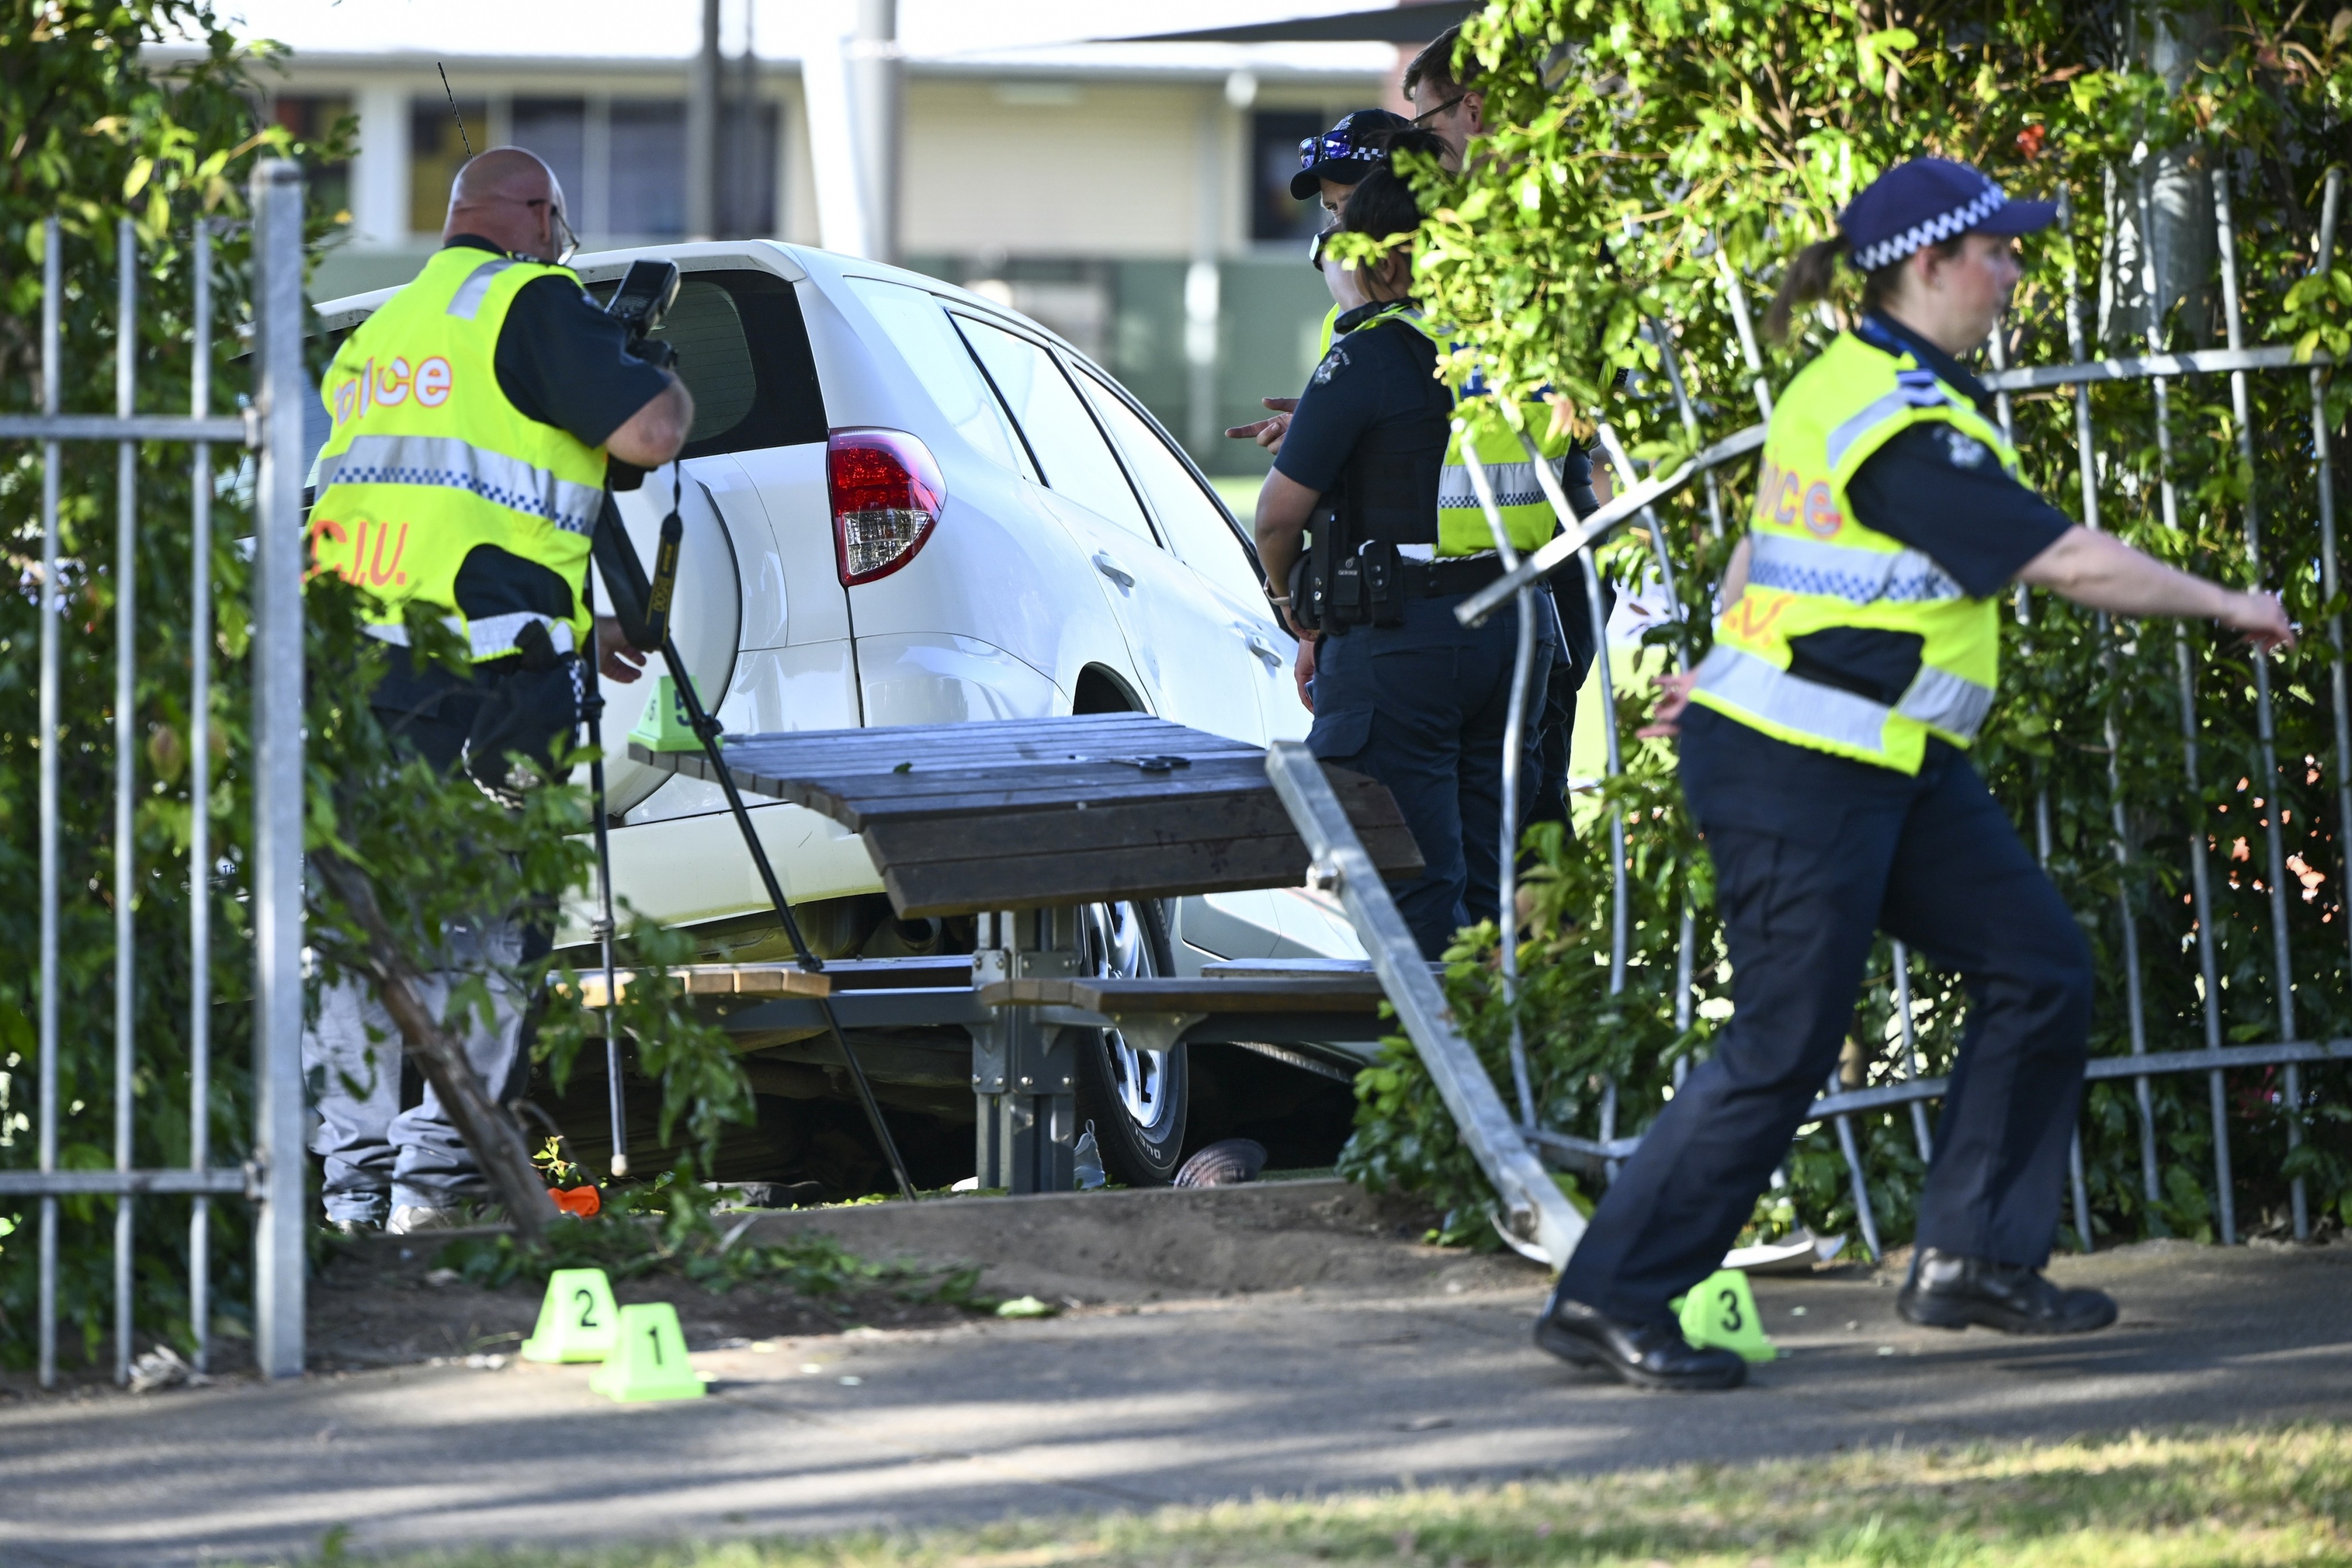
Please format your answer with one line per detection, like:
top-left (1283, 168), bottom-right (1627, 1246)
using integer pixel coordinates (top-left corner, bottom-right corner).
top-left (2, 1231), bottom-right (2346, 1566)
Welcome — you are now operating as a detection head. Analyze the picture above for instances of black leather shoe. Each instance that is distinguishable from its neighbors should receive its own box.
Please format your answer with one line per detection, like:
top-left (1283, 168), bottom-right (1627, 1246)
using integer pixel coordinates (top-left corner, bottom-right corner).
top-left (1534, 1296), bottom-right (1748, 1391)
top-left (1897, 1246), bottom-right (2118, 1335)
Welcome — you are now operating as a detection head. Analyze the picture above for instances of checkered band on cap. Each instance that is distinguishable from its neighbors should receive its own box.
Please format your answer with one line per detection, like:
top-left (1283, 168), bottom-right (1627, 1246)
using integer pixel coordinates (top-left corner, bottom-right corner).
top-left (1851, 177), bottom-right (2008, 271)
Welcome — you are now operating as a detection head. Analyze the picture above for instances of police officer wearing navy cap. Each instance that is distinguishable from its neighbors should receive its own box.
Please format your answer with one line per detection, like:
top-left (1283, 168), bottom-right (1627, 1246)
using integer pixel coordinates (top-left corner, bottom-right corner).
top-left (1256, 143), bottom-right (1565, 957)
top-left (1227, 110), bottom-right (1416, 458)
top-left (1532, 157), bottom-right (2295, 1392)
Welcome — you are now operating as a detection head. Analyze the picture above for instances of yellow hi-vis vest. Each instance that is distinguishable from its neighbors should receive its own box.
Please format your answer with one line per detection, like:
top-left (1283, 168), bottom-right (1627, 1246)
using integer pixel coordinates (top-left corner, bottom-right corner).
top-left (1350, 302), bottom-right (1575, 558)
top-left (1687, 329), bottom-right (2014, 774)
top-left (309, 246), bottom-right (607, 662)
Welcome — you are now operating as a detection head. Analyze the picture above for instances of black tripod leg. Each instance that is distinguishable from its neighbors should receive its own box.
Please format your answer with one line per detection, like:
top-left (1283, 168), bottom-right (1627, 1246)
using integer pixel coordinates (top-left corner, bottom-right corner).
top-left (582, 577), bottom-right (629, 1177)
top-left (657, 640), bottom-right (919, 1203)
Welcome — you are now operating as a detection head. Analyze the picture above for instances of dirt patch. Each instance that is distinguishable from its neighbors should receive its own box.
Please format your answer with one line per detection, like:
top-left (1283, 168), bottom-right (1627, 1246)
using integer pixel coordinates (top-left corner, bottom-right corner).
top-left (307, 1231), bottom-right (977, 1372)
top-left (735, 1177), bottom-right (1547, 1304)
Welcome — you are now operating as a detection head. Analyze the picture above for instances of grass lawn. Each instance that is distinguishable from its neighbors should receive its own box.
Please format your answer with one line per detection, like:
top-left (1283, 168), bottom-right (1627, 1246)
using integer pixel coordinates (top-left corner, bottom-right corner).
top-left (331, 1424), bottom-right (2349, 1565)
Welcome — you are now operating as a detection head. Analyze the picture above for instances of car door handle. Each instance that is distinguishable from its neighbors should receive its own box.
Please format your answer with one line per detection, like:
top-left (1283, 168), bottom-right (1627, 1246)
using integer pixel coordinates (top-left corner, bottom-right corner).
top-left (1244, 631), bottom-right (1283, 666)
top-left (1092, 551), bottom-right (1136, 589)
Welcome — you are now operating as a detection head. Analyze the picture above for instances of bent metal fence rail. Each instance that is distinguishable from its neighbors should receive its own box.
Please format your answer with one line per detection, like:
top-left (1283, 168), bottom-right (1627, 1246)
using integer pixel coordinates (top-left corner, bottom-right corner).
top-left (0, 163), bottom-right (308, 1385)
top-left (1456, 163), bottom-right (2352, 1259)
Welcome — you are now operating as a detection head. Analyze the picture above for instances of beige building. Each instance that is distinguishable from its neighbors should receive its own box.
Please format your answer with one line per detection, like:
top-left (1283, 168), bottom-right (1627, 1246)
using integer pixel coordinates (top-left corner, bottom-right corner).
top-left (249, 38), bottom-right (1411, 469)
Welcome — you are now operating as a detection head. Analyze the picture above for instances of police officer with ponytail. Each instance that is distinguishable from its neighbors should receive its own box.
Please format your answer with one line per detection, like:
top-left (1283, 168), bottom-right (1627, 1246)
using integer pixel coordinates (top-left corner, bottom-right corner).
top-left (1534, 159), bottom-right (2293, 1391)
top-left (1253, 139), bottom-right (1570, 959)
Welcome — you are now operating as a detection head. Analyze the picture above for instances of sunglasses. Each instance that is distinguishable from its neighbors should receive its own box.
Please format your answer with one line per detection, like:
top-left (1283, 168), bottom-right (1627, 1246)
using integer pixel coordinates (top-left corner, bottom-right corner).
top-left (1296, 131), bottom-right (1385, 172)
top-left (1408, 94), bottom-right (1465, 127)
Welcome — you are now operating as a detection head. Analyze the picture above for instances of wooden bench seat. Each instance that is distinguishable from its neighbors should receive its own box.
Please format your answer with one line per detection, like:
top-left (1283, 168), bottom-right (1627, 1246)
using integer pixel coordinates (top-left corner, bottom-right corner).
top-left (977, 973), bottom-right (1388, 1015)
top-left (567, 955), bottom-right (973, 1008)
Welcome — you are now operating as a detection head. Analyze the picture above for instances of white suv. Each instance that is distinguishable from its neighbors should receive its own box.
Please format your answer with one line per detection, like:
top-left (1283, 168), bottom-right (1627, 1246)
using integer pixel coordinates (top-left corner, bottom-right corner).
top-left (316, 241), bottom-right (1367, 1183)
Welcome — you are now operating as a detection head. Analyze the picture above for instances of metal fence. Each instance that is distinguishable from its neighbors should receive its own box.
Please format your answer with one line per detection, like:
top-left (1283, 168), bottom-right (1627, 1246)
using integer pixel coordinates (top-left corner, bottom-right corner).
top-left (0, 162), bottom-right (309, 1385)
top-left (1458, 162), bottom-right (2352, 1258)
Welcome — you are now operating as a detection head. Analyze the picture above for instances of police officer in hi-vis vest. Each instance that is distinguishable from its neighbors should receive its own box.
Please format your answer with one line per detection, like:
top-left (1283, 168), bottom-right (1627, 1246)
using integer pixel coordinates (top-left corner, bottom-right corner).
top-left (303, 148), bottom-right (693, 1234)
top-left (1254, 143), bottom-right (1574, 957)
top-left (1534, 159), bottom-right (2294, 1391)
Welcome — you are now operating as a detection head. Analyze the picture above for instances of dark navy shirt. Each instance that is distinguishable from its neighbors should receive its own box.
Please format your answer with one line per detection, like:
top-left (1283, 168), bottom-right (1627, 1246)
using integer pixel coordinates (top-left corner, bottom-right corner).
top-left (1273, 300), bottom-right (1594, 504)
top-left (1784, 313), bottom-right (2073, 705)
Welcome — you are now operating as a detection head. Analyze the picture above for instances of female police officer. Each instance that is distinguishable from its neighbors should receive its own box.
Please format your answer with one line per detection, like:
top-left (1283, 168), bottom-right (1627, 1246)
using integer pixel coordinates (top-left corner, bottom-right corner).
top-left (1253, 141), bottom-right (1566, 958)
top-left (1535, 157), bottom-right (2294, 1391)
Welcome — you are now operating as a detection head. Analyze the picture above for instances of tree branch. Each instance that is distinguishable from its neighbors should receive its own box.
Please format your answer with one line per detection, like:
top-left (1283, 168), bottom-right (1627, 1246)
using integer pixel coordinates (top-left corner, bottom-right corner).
top-left (309, 849), bottom-right (559, 1240)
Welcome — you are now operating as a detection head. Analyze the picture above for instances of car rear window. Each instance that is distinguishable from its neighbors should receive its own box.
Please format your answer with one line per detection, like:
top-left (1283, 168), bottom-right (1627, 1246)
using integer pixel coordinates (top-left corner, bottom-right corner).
top-left (595, 268), bottom-right (826, 458)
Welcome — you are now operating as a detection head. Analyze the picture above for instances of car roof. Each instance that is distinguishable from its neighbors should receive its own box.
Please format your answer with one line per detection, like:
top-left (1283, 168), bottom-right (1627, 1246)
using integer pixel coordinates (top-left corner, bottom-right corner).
top-left (311, 239), bottom-right (1105, 375)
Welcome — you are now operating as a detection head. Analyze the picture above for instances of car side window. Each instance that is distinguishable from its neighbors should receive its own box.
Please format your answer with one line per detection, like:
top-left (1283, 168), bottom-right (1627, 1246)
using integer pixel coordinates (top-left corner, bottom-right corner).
top-left (1075, 368), bottom-right (1269, 607)
top-left (953, 315), bottom-right (1156, 544)
top-left (845, 277), bottom-right (1033, 480)
top-left (591, 269), bottom-right (825, 459)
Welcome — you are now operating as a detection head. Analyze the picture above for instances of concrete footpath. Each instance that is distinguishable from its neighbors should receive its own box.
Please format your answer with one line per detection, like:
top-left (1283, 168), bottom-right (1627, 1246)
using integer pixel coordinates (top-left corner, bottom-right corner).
top-left (2, 1188), bottom-right (2347, 1565)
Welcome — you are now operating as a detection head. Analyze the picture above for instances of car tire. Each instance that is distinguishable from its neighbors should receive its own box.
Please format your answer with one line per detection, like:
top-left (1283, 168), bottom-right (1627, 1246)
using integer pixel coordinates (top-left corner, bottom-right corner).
top-left (1072, 898), bottom-right (1187, 1185)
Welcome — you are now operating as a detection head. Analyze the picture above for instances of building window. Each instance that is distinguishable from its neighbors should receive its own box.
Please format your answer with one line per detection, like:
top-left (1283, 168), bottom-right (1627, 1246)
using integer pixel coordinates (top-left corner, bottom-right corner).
top-left (718, 101), bottom-right (779, 238)
top-left (511, 98), bottom-right (587, 221)
top-left (609, 100), bottom-right (687, 237)
top-left (272, 95), bottom-right (353, 223)
top-left (410, 97), bottom-right (486, 234)
top-left (1249, 110), bottom-right (1325, 244)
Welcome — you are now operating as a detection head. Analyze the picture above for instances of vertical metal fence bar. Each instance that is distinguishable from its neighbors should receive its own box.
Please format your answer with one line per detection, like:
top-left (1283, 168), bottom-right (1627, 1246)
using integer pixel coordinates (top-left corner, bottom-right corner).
top-left (1714, 247), bottom-right (1774, 422)
top-left (37, 218), bottom-right (63, 1392)
top-left (252, 161), bottom-right (308, 1378)
top-left (188, 219), bottom-right (215, 1373)
top-left (2276, 167), bottom-right (2345, 1243)
top-left (2060, 192), bottom-right (2155, 1240)
top-left (2139, 168), bottom-right (2213, 1227)
top-left (1596, 413), bottom-right (1704, 1087)
top-left (2211, 163), bottom-right (2275, 1246)
top-left (113, 218), bottom-right (138, 1385)
top-left (1457, 434), bottom-right (1539, 1128)
top-left (1830, 1065), bottom-right (1882, 1261)
top-left (1985, 326), bottom-right (2061, 882)
top-left (2216, 166), bottom-right (2304, 1241)
top-left (1515, 428), bottom-right (1629, 1158)
top-left (1890, 943), bottom-right (1933, 1161)
top-left (1650, 319), bottom-right (1725, 538)
top-left (2316, 168), bottom-right (2352, 1010)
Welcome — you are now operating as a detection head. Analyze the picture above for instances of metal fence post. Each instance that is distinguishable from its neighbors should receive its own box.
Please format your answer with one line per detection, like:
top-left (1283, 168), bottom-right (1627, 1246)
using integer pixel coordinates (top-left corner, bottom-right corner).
top-left (188, 218), bottom-right (216, 1375)
top-left (113, 218), bottom-right (139, 1385)
top-left (251, 159), bottom-right (308, 1379)
top-left (36, 218), bottom-right (62, 1392)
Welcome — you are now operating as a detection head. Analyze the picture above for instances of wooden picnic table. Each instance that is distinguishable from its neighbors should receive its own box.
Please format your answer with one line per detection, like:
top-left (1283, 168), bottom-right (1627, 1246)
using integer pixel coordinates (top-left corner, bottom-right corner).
top-left (631, 712), bottom-right (1421, 917)
top-left (628, 712), bottom-right (1424, 1192)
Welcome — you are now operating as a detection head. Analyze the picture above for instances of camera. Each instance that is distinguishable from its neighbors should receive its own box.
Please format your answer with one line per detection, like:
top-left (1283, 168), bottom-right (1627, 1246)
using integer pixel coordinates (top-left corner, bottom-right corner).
top-left (603, 258), bottom-right (682, 369)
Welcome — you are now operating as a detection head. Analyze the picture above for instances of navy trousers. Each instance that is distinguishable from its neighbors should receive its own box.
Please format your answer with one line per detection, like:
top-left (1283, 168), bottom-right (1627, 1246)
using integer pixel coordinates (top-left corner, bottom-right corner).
top-left (1307, 590), bottom-right (1557, 958)
top-left (1555, 705), bottom-right (2094, 1323)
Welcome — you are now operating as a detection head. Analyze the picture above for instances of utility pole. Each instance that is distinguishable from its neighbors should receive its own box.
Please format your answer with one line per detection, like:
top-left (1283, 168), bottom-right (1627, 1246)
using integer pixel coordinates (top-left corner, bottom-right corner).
top-left (852, 0), bottom-right (901, 264)
top-left (686, 0), bottom-right (721, 240)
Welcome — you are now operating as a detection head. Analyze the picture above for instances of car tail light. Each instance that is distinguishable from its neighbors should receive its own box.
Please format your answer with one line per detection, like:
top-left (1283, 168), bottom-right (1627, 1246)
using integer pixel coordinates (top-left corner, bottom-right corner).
top-left (828, 428), bottom-right (945, 586)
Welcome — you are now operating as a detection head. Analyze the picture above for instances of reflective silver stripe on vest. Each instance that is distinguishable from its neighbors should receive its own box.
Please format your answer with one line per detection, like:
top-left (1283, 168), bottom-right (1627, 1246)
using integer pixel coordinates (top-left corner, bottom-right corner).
top-left (1692, 644), bottom-right (1895, 756)
top-left (315, 434), bottom-right (602, 536)
top-left (1695, 642), bottom-right (1995, 754)
top-left (1894, 662), bottom-right (1994, 740)
top-left (362, 615), bottom-right (576, 659)
top-left (1822, 373), bottom-right (1958, 469)
top-left (446, 257), bottom-right (519, 320)
top-left (1747, 532), bottom-right (1963, 605)
top-left (1438, 453), bottom-right (1566, 512)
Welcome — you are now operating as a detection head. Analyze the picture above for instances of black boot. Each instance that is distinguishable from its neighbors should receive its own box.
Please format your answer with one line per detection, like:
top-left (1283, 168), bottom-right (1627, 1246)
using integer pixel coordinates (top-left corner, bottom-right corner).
top-left (1896, 1246), bottom-right (2117, 1335)
top-left (1534, 1293), bottom-right (1748, 1391)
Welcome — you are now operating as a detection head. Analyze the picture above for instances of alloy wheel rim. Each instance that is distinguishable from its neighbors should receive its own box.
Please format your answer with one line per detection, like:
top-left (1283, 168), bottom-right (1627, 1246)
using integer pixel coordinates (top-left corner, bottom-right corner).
top-left (1086, 900), bottom-right (1169, 1133)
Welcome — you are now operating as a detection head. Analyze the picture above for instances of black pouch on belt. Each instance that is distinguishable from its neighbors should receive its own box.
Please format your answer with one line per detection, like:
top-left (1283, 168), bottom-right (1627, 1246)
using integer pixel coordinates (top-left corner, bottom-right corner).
top-left (463, 620), bottom-right (584, 806)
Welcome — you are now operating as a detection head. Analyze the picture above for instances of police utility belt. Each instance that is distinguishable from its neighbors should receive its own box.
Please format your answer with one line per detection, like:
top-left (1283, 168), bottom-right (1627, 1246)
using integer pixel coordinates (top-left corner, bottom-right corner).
top-left (1288, 542), bottom-right (1505, 632)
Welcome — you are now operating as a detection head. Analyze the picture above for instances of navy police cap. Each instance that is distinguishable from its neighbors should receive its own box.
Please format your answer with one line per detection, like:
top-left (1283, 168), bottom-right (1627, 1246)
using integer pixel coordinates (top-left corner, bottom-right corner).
top-left (1840, 157), bottom-right (2058, 272)
top-left (1291, 110), bottom-right (1413, 200)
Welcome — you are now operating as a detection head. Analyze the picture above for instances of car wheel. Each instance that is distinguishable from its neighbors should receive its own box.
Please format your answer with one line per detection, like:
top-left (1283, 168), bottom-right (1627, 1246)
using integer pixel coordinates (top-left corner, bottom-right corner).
top-left (1072, 898), bottom-right (1186, 1185)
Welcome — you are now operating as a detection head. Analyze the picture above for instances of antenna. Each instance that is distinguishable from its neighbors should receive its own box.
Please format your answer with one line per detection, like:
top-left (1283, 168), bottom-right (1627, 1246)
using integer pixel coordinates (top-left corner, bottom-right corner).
top-left (438, 63), bottom-right (472, 157)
